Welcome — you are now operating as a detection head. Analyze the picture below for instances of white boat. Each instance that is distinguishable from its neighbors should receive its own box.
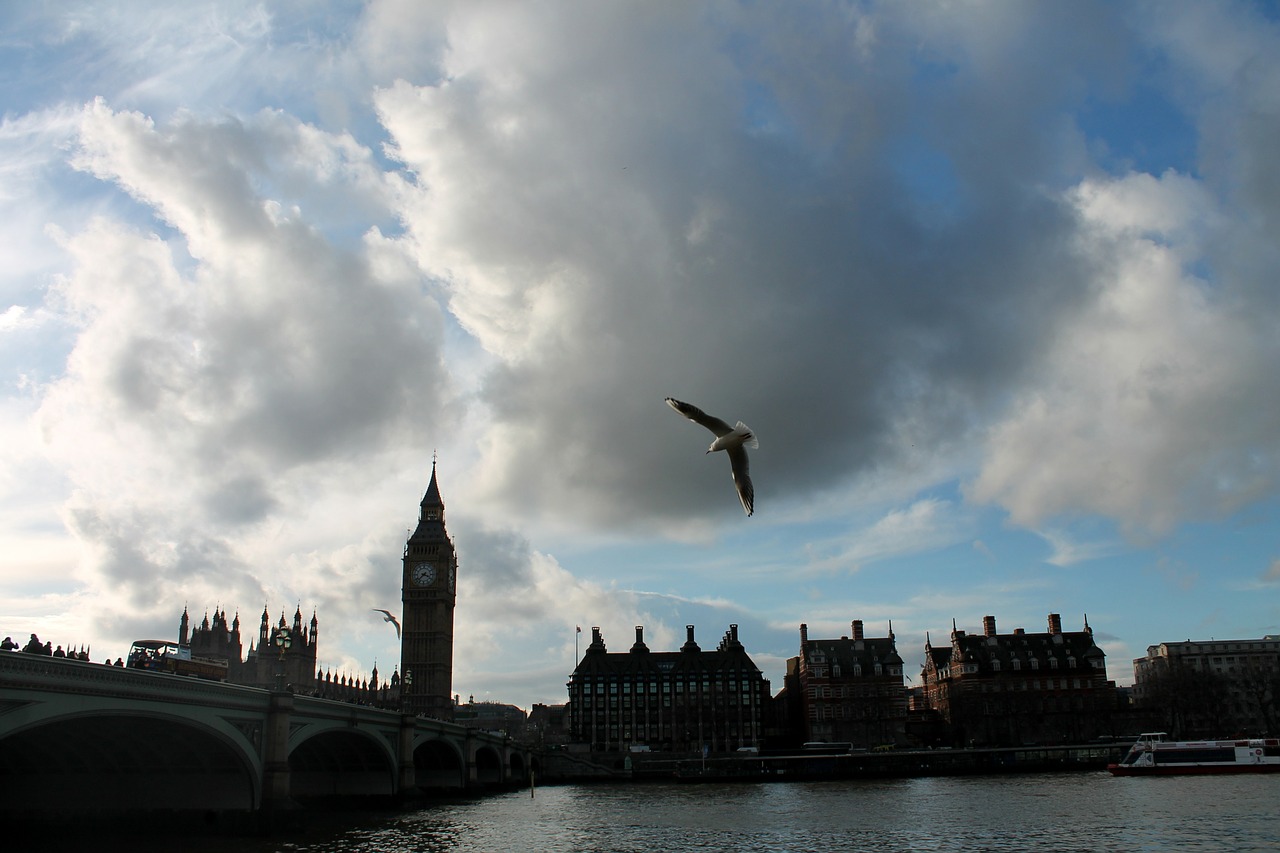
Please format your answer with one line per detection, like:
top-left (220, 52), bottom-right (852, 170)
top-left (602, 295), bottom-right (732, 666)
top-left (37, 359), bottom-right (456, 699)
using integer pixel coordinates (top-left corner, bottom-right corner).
top-left (1108, 732), bottom-right (1280, 776)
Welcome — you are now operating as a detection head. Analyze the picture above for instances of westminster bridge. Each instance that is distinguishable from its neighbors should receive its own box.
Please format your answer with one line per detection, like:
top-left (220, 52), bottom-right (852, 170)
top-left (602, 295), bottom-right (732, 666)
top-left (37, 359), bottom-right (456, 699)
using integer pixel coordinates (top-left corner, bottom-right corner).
top-left (0, 652), bottom-right (533, 814)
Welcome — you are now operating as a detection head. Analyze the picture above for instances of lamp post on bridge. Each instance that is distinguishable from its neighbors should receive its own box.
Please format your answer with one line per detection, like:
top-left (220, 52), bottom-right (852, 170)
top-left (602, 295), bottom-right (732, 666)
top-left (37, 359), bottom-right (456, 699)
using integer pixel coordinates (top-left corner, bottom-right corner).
top-left (402, 669), bottom-right (413, 713)
top-left (274, 627), bottom-right (292, 692)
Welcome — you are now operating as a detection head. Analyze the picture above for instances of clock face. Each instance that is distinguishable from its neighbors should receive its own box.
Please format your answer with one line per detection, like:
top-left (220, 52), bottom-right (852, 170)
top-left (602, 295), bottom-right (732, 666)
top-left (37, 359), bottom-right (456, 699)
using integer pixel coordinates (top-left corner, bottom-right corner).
top-left (413, 562), bottom-right (436, 586)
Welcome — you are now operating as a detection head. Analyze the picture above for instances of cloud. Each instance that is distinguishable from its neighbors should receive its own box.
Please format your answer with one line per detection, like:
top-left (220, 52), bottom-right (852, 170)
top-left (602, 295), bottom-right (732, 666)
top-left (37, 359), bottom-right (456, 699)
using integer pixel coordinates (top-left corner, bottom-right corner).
top-left (370, 2), bottom-right (1142, 538)
top-left (1036, 528), bottom-right (1121, 568)
top-left (27, 100), bottom-right (457, 643)
top-left (969, 168), bottom-right (1280, 537)
top-left (803, 499), bottom-right (972, 575)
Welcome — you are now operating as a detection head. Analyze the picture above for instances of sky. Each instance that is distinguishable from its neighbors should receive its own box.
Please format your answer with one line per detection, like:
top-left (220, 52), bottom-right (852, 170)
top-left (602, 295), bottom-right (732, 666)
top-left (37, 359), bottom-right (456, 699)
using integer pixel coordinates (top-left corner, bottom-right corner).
top-left (2, 1), bottom-right (1279, 711)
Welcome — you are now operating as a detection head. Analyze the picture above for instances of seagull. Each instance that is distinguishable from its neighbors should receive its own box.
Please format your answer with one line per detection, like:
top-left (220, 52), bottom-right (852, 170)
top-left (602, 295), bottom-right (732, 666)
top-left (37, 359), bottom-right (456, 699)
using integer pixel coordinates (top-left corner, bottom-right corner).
top-left (665, 396), bottom-right (757, 516)
top-left (372, 609), bottom-right (401, 640)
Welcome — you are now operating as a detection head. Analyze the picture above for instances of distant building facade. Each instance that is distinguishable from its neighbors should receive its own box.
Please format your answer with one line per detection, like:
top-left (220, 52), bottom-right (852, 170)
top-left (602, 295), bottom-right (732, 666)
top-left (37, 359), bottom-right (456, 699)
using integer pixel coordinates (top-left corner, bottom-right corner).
top-left (567, 624), bottom-right (770, 753)
top-left (919, 613), bottom-right (1118, 747)
top-left (454, 697), bottom-right (528, 735)
top-left (526, 703), bottom-right (570, 747)
top-left (1132, 636), bottom-right (1280, 737)
top-left (784, 620), bottom-right (907, 749)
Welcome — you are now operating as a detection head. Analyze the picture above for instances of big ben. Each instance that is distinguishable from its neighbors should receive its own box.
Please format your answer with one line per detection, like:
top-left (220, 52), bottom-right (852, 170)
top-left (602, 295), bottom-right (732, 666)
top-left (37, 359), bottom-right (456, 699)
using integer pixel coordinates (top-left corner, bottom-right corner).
top-left (401, 461), bottom-right (457, 719)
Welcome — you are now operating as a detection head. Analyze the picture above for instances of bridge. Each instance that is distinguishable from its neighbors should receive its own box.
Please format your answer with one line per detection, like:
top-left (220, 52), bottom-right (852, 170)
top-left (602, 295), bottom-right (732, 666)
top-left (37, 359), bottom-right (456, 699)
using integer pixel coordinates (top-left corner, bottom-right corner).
top-left (0, 653), bottom-right (534, 814)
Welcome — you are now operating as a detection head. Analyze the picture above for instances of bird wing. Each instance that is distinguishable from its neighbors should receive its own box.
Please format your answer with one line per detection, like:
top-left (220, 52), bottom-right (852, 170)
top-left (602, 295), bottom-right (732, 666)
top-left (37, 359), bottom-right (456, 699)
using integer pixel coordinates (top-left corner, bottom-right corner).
top-left (666, 397), bottom-right (734, 436)
top-left (727, 446), bottom-right (754, 516)
top-left (372, 609), bottom-right (401, 638)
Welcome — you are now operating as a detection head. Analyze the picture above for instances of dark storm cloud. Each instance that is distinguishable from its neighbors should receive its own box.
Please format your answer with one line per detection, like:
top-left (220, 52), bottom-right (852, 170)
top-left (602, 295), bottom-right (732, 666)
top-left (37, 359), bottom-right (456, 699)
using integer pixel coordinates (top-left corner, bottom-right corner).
top-left (369, 2), bottom-right (1280, 539)
top-left (377, 3), bottom-right (1125, 527)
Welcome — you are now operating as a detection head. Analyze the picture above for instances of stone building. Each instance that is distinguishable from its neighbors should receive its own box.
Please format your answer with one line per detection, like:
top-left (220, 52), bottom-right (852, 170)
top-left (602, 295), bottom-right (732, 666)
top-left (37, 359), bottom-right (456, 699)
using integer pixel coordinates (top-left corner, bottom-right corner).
top-left (526, 703), bottom-right (570, 747)
top-left (182, 603), bottom-right (319, 691)
top-left (919, 613), bottom-right (1118, 747)
top-left (181, 606), bottom-right (244, 681)
top-left (567, 624), bottom-right (770, 753)
top-left (399, 462), bottom-right (458, 719)
top-left (454, 697), bottom-right (528, 735)
top-left (783, 620), bottom-right (907, 749)
top-left (1132, 636), bottom-right (1280, 737)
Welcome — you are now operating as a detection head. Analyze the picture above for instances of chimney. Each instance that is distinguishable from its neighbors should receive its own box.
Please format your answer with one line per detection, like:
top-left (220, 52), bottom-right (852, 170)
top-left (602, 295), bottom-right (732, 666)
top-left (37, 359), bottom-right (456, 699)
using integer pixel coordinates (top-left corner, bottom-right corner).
top-left (800, 623), bottom-right (809, 644)
top-left (631, 626), bottom-right (649, 653)
top-left (681, 625), bottom-right (700, 653)
top-left (852, 620), bottom-right (864, 641)
top-left (1048, 613), bottom-right (1062, 635)
top-left (730, 624), bottom-right (739, 643)
top-left (1014, 627), bottom-right (1025, 636)
top-left (983, 615), bottom-right (997, 637)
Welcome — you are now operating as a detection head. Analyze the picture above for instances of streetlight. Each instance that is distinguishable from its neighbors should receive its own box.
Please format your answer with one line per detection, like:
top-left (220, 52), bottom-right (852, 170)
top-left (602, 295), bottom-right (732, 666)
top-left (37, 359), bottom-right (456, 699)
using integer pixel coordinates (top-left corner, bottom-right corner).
top-left (274, 627), bottom-right (292, 691)
top-left (402, 669), bottom-right (413, 713)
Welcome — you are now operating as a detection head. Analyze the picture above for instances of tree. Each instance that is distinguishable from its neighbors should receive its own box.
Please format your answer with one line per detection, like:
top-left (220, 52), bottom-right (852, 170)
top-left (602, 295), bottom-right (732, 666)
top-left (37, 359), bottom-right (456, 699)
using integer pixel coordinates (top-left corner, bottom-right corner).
top-left (1140, 661), bottom-right (1231, 738)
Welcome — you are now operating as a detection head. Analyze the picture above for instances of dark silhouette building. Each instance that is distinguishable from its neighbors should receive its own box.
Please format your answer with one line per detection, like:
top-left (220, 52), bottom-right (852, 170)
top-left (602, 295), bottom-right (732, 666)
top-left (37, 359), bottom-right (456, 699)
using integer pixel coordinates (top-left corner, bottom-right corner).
top-left (784, 620), bottom-right (907, 749)
top-left (567, 624), bottom-right (770, 753)
top-left (1132, 636), bottom-right (1280, 737)
top-left (454, 697), bottom-right (528, 735)
top-left (182, 606), bottom-right (244, 680)
top-left (919, 613), bottom-right (1118, 747)
top-left (182, 603), bottom-right (318, 690)
top-left (400, 462), bottom-right (458, 719)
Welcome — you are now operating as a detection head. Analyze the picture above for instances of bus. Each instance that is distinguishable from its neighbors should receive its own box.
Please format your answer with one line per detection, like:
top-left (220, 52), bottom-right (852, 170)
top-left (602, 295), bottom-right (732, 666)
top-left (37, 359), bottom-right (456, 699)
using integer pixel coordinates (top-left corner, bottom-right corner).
top-left (126, 640), bottom-right (228, 681)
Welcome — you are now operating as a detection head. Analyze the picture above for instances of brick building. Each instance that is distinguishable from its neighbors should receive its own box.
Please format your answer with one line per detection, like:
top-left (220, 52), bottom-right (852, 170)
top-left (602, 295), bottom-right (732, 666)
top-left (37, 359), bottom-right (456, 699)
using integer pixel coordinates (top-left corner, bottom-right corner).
top-left (567, 624), bottom-right (770, 753)
top-left (919, 613), bottom-right (1118, 747)
top-left (783, 620), bottom-right (907, 749)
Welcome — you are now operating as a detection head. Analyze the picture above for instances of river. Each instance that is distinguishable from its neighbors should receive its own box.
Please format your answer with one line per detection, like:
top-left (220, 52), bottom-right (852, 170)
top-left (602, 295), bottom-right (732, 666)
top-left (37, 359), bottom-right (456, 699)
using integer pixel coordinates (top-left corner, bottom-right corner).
top-left (32, 773), bottom-right (1280, 852)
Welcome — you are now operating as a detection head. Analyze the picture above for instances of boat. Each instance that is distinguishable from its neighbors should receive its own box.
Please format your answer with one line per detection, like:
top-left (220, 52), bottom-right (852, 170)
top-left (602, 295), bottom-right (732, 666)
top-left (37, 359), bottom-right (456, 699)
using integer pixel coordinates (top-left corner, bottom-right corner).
top-left (1107, 732), bottom-right (1280, 776)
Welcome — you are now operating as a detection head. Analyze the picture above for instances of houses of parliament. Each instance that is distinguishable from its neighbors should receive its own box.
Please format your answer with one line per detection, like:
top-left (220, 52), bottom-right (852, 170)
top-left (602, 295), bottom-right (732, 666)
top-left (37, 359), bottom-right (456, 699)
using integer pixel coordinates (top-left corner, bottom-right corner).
top-left (176, 464), bottom-right (459, 718)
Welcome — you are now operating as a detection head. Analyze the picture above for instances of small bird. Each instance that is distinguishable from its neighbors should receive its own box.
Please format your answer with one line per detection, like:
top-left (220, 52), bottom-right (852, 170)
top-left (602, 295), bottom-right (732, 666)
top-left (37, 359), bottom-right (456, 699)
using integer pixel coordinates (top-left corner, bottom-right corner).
top-left (372, 609), bottom-right (401, 640)
top-left (665, 396), bottom-right (757, 516)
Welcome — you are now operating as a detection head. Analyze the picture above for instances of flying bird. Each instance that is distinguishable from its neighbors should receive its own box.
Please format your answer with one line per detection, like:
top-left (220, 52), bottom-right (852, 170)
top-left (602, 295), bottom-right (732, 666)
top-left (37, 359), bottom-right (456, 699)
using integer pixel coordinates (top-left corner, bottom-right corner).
top-left (665, 396), bottom-right (757, 516)
top-left (372, 609), bottom-right (401, 640)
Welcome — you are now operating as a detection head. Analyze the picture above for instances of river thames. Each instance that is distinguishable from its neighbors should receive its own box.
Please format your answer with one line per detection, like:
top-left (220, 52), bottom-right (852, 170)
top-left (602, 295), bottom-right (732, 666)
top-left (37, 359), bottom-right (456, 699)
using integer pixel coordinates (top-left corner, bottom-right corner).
top-left (91, 771), bottom-right (1279, 853)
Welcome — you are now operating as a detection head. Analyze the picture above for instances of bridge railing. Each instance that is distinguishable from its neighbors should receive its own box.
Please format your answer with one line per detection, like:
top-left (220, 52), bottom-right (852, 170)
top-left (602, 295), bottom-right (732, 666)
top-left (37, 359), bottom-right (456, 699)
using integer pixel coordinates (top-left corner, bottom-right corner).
top-left (0, 652), bottom-right (270, 710)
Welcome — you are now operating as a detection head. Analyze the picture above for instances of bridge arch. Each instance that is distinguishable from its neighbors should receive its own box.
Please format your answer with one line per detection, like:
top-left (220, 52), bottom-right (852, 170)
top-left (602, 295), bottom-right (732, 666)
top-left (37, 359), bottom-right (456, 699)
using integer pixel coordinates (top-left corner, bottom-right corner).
top-left (287, 727), bottom-right (397, 798)
top-left (508, 749), bottom-right (527, 782)
top-left (474, 743), bottom-right (504, 786)
top-left (412, 736), bottom-right (467, 790)
top-left (0, 710), bottom-right (258, 812)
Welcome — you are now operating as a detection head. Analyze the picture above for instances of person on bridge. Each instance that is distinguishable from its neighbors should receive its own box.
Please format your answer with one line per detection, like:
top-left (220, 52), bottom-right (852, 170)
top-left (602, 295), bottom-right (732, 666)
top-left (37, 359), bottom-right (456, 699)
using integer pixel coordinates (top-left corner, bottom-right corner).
top-left (22, 634), bottom-right (44, 653)
top-left (1, 636), bottom-right (16, 651)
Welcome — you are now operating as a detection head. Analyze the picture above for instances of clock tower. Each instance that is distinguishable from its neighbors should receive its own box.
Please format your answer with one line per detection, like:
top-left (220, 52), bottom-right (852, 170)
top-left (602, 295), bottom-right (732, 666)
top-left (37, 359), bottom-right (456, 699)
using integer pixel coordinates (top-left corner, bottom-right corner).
top-left (401, 461), bottom-right (457, 719)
